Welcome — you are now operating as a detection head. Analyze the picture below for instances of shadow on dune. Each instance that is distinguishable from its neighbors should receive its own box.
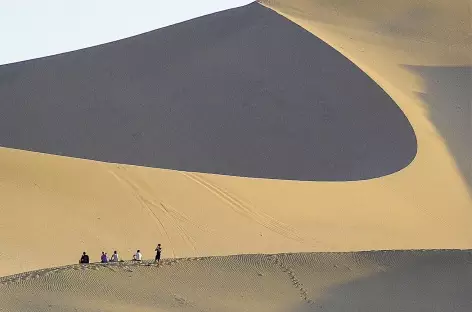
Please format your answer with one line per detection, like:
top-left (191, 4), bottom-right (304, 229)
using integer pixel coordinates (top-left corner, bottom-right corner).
top-left (404, 65), bottom-right (472, 191)
top-left (290, 251), bottom-right (472, 312)
top-left (0, 2), bottom-right (416, 181)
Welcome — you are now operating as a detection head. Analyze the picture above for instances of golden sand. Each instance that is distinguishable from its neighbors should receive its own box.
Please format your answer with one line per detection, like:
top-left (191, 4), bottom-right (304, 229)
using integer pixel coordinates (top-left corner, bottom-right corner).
top-left (0, 1), bottom-right (471, 310)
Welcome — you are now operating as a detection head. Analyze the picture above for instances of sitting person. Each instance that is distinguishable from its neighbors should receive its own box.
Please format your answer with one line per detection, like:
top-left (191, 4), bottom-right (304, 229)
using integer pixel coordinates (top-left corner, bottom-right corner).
top-left (100, 252), bottom-right (108, 263)
top-left (132, 249), bottom-right (142, 261)
top-left (110, 250), bottom-right (119, 262)
top-left (79, 252), bottom-right (89, 264)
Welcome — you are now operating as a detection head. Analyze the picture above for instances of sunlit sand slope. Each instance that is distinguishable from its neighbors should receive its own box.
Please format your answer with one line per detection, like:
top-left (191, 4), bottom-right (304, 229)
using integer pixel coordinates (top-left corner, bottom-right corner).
top-left (1, 251), bottom-right (471, 312)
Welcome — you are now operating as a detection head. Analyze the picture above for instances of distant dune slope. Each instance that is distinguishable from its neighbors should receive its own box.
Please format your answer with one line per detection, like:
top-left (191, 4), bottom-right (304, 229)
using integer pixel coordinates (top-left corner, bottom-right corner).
top-left (0, 0), bottom-right (471, 278)
top-left (0, 2), bottom-right (416, 181)
top-left (1, 251), bottom-right (471, 312)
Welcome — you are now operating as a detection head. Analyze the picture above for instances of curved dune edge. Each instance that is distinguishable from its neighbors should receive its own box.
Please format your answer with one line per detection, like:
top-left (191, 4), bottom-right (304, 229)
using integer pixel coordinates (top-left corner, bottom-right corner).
top-left (259, 0), bottom-right (471, 189)
top-left (1, 0), bottom-right (471, 277)
top-left (0, 2), bottom-right (416, 182)
top-left (1, 250), bottom-right (471, 311)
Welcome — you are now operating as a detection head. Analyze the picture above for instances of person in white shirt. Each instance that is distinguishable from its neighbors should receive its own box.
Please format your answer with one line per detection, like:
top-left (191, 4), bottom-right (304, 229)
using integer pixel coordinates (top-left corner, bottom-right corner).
top-left (110, 250), bottom-right (119, 262)
top-left (132, 250), bottom-right (142, 261)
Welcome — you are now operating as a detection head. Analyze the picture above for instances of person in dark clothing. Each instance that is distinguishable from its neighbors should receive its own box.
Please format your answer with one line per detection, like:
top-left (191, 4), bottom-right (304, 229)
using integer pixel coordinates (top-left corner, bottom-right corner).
top-left (80, 252), bottom-right (90, 264)
top-left (155, 244), bottom-right (162, 264)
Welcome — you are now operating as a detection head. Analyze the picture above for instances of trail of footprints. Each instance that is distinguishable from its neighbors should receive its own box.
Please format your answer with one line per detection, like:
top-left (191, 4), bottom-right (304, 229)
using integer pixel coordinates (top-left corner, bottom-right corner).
top-left (267, 254), bottom-right (316, 308)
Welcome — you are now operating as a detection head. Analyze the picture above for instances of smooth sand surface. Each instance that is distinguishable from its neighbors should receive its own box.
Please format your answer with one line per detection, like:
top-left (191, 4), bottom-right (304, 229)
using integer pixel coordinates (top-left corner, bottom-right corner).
top-left (1, 251), bottom-right (471, 311)
top-left (0, 0), bottom-right (471, 302)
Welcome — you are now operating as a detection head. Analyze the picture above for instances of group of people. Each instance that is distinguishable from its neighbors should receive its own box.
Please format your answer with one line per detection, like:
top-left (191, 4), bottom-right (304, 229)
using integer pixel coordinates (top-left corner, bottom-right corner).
top-left (99, 250), bottom-right (120, 263)
top-left (79, 244), bottom-right (162, 265)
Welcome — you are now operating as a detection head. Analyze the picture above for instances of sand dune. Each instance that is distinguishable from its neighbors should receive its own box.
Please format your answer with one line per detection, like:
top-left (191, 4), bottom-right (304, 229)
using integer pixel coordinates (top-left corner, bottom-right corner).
top-left (1, 0), bottom-right (471, 310)
top-left (260, 0), bottom-right (472, 189)
top-left (0, 3), bottom-right (416, 181)
top-left (1, 1), bottom-right (471, 305)
top-left (1, 251), bottom-right (471, 311)
top-left (0, 1), bottom-right (472, 275)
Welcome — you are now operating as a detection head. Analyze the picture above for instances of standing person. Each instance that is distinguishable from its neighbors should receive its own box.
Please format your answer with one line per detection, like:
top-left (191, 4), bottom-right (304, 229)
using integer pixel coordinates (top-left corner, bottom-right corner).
top-left (100, 252), bottom-right (108, 263)
top-left (80, 252), bottom-right (90, 264)
top-left (155, 244), bottom-right (162, 264)
top-left (110, 250), bottom-right (119, 262)
top-left (132, 250), bottom-right (142, 261)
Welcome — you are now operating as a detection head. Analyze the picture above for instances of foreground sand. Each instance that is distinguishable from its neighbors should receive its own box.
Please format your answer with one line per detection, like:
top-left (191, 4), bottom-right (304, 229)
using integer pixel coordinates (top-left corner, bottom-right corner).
top-left (1, 0), bottom-right (471, 277)
top-left (1, 0), bottom-right (471, 278)
top-left (1, 250), bottom-right (471, 311)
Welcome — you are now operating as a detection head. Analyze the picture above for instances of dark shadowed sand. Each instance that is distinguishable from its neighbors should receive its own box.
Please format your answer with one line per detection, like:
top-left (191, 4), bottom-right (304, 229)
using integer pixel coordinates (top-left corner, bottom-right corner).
top-left (0, 2), bottom-right (416, 181)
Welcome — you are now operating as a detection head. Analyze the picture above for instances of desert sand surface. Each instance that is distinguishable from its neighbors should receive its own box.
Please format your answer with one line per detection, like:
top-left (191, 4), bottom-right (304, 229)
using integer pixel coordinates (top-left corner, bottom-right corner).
top-left (0, 2), bottom-right (471, 309)
top-left (1, 251), bottom-right (471, 311)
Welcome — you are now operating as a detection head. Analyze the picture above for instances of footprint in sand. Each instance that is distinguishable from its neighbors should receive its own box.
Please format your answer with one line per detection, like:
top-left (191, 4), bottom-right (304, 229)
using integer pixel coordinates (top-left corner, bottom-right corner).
top-left (173, 294), bottom-right (192, 306)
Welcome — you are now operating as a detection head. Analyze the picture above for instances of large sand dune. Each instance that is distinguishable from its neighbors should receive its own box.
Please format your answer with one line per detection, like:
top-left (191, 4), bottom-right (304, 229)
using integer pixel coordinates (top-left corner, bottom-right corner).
top-left (1, 2), bottom-right (471, 309)
top-left (1, 251), bottom-right (471, 311)
top-left (0, 3), bottom-right (416, 181)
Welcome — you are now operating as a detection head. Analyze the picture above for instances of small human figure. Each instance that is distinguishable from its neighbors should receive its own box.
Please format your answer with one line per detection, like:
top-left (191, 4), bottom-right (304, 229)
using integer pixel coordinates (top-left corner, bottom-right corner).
top-left (132, 249), bottom-right (142, 261)
top-left (110, 250), bottom-right (119, 262)
top-left (101, 251), bottom-right (108, 263)
top-left (79, 252), bottom-right (90, 264)
top-left (155, 244), bottom-right (162, 264)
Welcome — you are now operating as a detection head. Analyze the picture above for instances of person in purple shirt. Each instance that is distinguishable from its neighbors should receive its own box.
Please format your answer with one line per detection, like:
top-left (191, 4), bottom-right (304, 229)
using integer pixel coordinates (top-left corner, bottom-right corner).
top-left (100, 251), bottom-right (108, 263)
